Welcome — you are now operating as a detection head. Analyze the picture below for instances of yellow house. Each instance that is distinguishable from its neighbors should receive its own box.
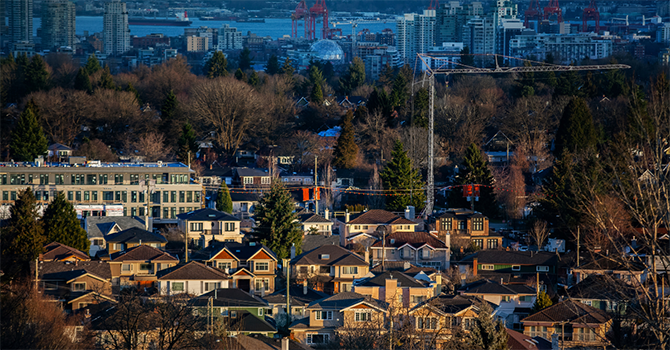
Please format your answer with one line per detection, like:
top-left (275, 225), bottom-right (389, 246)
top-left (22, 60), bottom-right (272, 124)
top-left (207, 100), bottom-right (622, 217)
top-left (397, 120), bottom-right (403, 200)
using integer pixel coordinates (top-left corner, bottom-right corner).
top-left (338, 209), bottom-right (418, 247)
top-left (353, 271), bottom-right (439, 309)
top-left (370, 231), bottom-right (450, 270)
top-left (109, 245), bottom-right (179, 288)
top-left (176, 208), bottom-right (243, 246)
top-left (291, 245), bottom-right (370, 294)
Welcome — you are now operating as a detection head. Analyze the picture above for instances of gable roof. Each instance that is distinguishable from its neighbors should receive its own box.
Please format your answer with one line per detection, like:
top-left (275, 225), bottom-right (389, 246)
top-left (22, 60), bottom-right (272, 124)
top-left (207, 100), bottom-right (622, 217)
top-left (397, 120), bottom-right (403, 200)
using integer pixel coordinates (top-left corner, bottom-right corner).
top-left (297, 213), bottom-right (331, 224)
top-left (262, 285), bottom-right (329, 306)
top-left (41, 242), bottom-right (90, 261)
top-left (157, 261), bottom-right (229, 280)
top-left (235, 167), bottom-right (270, 177)
top-left (410, 294), bottom-right (482, 315)
top-left (110, 245), bottom-right (178, 262)
top-left (506, 328), bottom-right (552, 350)
top-left (190, 288), bottom-right (268, 308)
top-left (230, 192), bottom-right (262, 202)
top-left (291, 245), bottom-right (367, 266)
top-left (459, 279), bottom-right (536, 296)
top-left (229, 311), bottom-right (276, 333)
top-left (521, 299), bottom-right (611, 324)
top-left (105, 227), bottom-right (167, 244)
top-left (308, 291), bottom-right (386, 310)
top-left (357, 271), bottom-right (428, 288)
top-left (86, 216), bottom-right (146, 238)
top-left (371, 231), bottom-right (447, 249)
top-left (370, 261), bottom-right (440, 277)
top-left (36, 260), bottom-right (112, 281)
top-left (463, 250), bottom-right (560, 266)
top-left (567, 275), bottom-right (638, 301)
top-left (301, 234), bottom-right (340, 252)
top-left (48, 143), bottom-right (72, 151)
top-left (176, 208), bottom-right (241, 222)
top-left (347, 209), bottom-right (416, 225)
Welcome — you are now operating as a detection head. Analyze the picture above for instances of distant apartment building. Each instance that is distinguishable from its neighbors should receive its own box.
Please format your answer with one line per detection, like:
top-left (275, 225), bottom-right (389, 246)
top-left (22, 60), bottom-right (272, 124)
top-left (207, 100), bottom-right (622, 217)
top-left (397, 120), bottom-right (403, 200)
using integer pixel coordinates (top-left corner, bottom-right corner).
top-left (462, 15), bottom-right (496, 55)
top-left (657, 23), bottom-right (670, 43)
top-left (396, 10), bottom-right (436, 64)
top-left (356, 44), bottom-right (401, 80)
top-left (40, 0), bottom-right (75, 50)
top-left (0, 161), bottom-right (202, 223)
top-left (103, 0), bottom-right (130, 55)
top-left (218, 24), bottom-right (243, 50)
top-left (131, 34), bottom-right (170, 49)
top-left (496, 18), bottom-right (528, 58)
top-left (8, 0), bottom-right (33, 44)
top-left (509, 33), bottom-right (613, 64)
top-left (185, 26), bottom-right (218, 47)
top-left (435, 1), bottom-right (483, 45)
top-left (187, 35), bottom-right (209, 52)
top-left (493, 0), bottom-right (518, 26)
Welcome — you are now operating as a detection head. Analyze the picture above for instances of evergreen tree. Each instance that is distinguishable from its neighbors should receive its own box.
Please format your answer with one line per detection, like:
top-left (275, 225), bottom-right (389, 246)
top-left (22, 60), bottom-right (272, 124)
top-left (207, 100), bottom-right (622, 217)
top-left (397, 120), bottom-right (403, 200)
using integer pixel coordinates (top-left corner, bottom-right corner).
top-left (308, 64), bottom-right (325, 88)
top-left (582, 72), bottom-right (598, 98)
top-left (10, 100), bottom-right (48, 161)
top-left (390, 73), bottom-right (409, 110)
top-left (125, 82), bottom-right (142, 105)
top-left (378, 62), bottom-right (395, 87)
top-left (74, 67), bottom-right (92, 93)
top-left (368, 87), bottom-right (393, 126)
top-left (24, 54), bottom-right (50, 93)
top-left (332, 110), bottom-right (359, 169)
top-left (323, 61), bottom-right (335, 81)
top-left (98, 66), bottom-right (116, 90)
top-left (460, 46), bottom-right (475, 67)
top-left (216, 182), bottom-right (233, 213)
top-left (253, 181), bottom-right (302, 259)
top-left (1, 188), bottom-right (45, 277)
top-left (412, 87), bottom-right (429, 128)
top-left (238, 47), bottom-right (253, 71)
top-left (466, 302), bottom-right (509, 350)
top-left (161, 90), bottom-right (178, 125)
top-left (280, 57), bottom-right (294, 77)
top-left (265, 54), bottom-right (280, 75)
top-left (380, 140), bottom-right (426, 211)
top-left (532, 291), bottom-right (553, 313)
top-left (85, 54), bottom-right (102, 75)
top-left (203, 51), bottom-right (229, 78)
top-left (554, 70), bottom-right (584, 97)
top-left (248, 71), bottom-right (260, 87)
top-left (339, 57), bottom-right (365, 94)
top-left (448, 143), bottom-right (497, 217)
top-left (41, 192), bottom-right (90, 253)
top-left (554, 97), bottom-right (597, 157)
top-left (177, 123), bottom-right (199, 163)
top-left (234, 68), bottom-right (247, 82)
top-left (310, 82), bottom-right (324, 104)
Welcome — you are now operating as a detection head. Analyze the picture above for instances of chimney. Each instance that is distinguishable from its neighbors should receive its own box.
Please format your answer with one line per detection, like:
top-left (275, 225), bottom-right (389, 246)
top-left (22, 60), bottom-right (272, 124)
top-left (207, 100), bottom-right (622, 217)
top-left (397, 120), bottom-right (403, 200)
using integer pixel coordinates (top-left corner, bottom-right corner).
top-left (282, 338), bottom-right (290, 350)
top-left (365, 247), bottom-right (369, 265)
top-left (345, 210), bottom-right (350, 223)
top-left (303, 279), bottom-right (308, 295)
top-left (403, 261), bottom-right (410, 271)
top-left (290, 243), bottom-right (296, 260)
top-left (434, 274), bottom-right (442, 296)
top-left (405, 207), bottom-right (411, 220)
top-left (472, 257), bottom-right (478, 276)
top-left (324, 208), bottom-right (330, 220)
top-left (385, 277), bottom-right (398, 306)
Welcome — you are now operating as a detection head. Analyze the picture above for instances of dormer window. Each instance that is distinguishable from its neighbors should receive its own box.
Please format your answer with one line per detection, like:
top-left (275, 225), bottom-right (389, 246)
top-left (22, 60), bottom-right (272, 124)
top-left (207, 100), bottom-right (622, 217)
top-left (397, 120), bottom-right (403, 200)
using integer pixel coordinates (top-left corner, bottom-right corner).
top-left (320, 254), bottom-right (330, 260)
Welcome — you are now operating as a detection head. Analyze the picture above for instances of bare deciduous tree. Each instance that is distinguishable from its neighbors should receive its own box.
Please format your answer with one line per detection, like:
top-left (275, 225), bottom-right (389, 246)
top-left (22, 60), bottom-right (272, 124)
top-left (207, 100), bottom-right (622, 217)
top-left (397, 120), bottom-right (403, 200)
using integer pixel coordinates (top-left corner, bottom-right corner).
top-left (132, 132), bottom-right (169, 162)
top-left (28, 88), bottom-right (93, 146)
top-left (529, 220), bottom-right (549, 251)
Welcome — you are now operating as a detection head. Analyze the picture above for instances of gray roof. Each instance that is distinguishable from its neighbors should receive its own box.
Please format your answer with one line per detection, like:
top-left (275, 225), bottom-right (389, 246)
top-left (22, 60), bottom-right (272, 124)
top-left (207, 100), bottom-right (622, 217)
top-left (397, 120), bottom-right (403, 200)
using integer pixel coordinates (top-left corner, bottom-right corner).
top-left (235, 167), bottom-right (270, 177)
top-left (157, 261), bottom-right (229, 280)
top-left (301, 234), bottom-right (340, 252)
top-left (176, 208), bottom-right (240, 222)
top-left (412, 294), bottom-right (482, 314)
top-left (459, 279), bottom-right (536, 296)
top-left (110, 245), bottom-right (178, 262)
top-left (262, 285), bottom-right (329, 306)
top-left (297, 213), bottom-right (331, 224)
top-left (229, 312), bottom-right (276, 333)
top-left (462, 250), bottom-right (560, 266)
top-left (85, 216), bottom-right (146, 239)
top-left (48, 143), bottom-right (73, 151)
top-left (308, 291), bottom-right (386, 310)
top-left (230, 192), bottom-right (261, 202)
top-left (357, 271), bottom-right (428, 288)
top-left (190, 288), bottom-right (268, 308)
top-left (105, 227), bottom-right (167, 244)
top-left (292, 245), bottom-right (367, 266)
top-left (36, 260), bottom-right (112, 281)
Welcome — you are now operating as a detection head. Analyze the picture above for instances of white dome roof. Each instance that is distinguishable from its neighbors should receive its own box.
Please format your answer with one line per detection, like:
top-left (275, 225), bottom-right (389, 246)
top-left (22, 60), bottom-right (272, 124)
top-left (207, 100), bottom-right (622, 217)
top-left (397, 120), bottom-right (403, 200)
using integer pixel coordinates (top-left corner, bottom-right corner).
top-left (310, 40), bottom-right (344, 61)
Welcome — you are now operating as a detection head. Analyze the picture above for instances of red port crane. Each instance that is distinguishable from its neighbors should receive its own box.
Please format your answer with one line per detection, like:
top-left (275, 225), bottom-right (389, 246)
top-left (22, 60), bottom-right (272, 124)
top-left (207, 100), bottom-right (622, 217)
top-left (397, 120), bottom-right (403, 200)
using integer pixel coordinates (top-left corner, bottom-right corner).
top-left (428, 0), bottom-right (440, 10)
top-left (524, 0), bottom-right (543, 27)
top-left (308, 0), bottom-right (329, 40)
top-left (291, 0), bottom-right (310, 38)
top-left (582, 0), bottom-right (600, 33)
top-left (544, 0), bottom-right (563, 22)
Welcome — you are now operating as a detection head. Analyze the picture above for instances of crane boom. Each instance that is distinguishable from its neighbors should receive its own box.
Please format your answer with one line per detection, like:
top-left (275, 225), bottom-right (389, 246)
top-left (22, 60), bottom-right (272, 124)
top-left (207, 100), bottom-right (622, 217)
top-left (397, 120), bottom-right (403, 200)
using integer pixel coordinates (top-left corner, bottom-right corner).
top-left (416, 53), bottom-right (630, 217)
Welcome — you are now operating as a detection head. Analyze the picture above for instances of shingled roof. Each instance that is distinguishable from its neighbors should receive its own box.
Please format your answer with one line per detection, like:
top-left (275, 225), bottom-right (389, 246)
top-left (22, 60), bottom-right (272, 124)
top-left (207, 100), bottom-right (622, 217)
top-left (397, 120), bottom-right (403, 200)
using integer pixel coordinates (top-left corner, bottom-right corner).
top-left (459, 279), bottom-right (536, 296)
top-left (567, 275), bottom-right (638, 301)
top-left (297, 213), bottom-right (331, 224)
top-left (157, 261), bottom-right (229, 280)
top-left (85, 216), bottom-right (146, 238)
top-left (522, 299), bottom-right (611, 325)
top-left (110, 245), bottom-right (178, 262)
top-left (291, 245), bottom-right (367, 266)
top-left (371, 231), bottom-right (447, 249)
top-left (411, 294), bottom-right (483, 315)
top-left (37, 260), bottom-right (112, 281)
top-left (307, 291), bottom-right (386, 310)
top-left (356, 271), bottom-right (428, 288)
top-left (105, 227), bottom-right (167, 244)
top-left (176, 208), bottom-right (240, 222)
top-left (190, 288), bottom-right (268, 308)
top-left (41, 242), bottom-right (90, 261)
top-left (347, 209), bottom-right (415, 225)
top-left (262, 285), bottom-right (329, 306)
top-left (463, 250), bottom-right (560, 266)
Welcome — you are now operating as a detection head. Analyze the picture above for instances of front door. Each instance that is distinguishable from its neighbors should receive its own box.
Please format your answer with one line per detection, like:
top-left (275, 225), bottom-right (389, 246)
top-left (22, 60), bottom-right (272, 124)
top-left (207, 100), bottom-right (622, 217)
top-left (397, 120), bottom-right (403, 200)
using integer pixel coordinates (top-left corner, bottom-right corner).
top-left (238, 279), bottom-right (250, 292)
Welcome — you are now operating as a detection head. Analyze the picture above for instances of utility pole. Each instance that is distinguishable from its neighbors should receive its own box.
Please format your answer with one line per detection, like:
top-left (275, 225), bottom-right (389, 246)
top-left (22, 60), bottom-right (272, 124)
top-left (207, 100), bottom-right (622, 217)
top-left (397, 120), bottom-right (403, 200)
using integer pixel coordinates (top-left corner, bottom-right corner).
top-left (314, 156), bottom-right (318, 215)
top-left (576, 226), bottom-right (580, 268)
top-left (284, 258), bottom-right (291, 321)
top-left (418, 53), bottom-right (629, 219)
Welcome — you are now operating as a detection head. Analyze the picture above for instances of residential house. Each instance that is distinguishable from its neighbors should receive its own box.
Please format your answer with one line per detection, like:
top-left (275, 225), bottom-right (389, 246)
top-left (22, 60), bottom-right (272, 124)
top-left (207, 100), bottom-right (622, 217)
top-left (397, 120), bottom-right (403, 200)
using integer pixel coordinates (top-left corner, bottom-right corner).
top-left (407, 294), bottom-right (485, 347)
top-left (199, 242), bottom-right (278, 295)
top-left (483, 131), bottom-right (514, 166)
top-left (262, 283), bottom-right (329, 321)
top-left (40, 242), bottom-right (91, 261)
top-left (458, 279), bottom-right (536, 330)
top-left (280, 172), bottom-right (314, 186)
top-left (190, 288), bottom-right (276, 336)
top-left (230, 192), bottom-right (260, 219)
top-left (370, 231), bottom-right (450, 270)
top-left (156, 261), bottom-right (231, 296)
top-left (338, 209), bottom-right (418, 248)
top-left (85, 216), bottom-right (146, 257)
top-left (353, 271), bottom-right (438, 308)
top-left (521, 299), bottom-right (612, 348)
top-left (572, 256), bottom-right (646, 285)
top-left (567, 275), bottom-right (636, 314)
top-left (177, 208), bottom-right (243, 246)
top-left (292, 245), bottom-right (370, 294)
top-left (462, 251), bottom-right (560, 292)
top-left (234, 167), bottom-right (272, 189)
top-left (302, 234), bottom-right (340, 253)
top-left (109, 245), bottom-right (179, 288)
top-left (104, 227), bottom-right (167, 255)
top-left (48, 143), bottom-right (73, 161)
top-left (506, 328), bottom-right (552, 350)
top-left (436, 208), bottom-right (503, 252)
top-left (255, 145), bottom-right (295, 167)
top-left (34, 260), bottom-right (114, 313)
top-left (199, 165), bottom-right (233, 188)
top-left (370, 261), bottom-right (445, 286)
top-left (297, 213), bottom-right (333, 235)
top-left (290, 292), bottom-right (387, 346)
top-left (337, 96), bottom-right (367, 109)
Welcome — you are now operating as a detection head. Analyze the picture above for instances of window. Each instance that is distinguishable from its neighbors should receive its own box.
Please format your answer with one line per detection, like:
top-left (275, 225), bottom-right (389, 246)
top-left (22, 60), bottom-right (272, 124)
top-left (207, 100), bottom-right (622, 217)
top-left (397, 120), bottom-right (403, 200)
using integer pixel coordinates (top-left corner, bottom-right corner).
top-left (92, 191), bottom-right (98, 201)
top-left (319, 266), bottom-right (330, 274)
top-left (68, 191), bottom-right (74, 201)
top-left (44, 191), bottom-right (50, 201)
top-left (204, 282), bottom-right (219, 292)
top-left (99, 174), bottom-right (108, 184)
top-left (342, 266), bottom-right (358, 275)
top-left (314, 311), bottom-right (333, 320)
top-left (255, 262), bottom-right (269, 271)
top-left (320, 254), bottom-right (330, 260)
top-left (218, 262), bottom-right (232, 270)
top-left (75, 191), bottom-right (81, 201)
top-left (261, 177), bottom-right (271, 184)
top-left (28, 174), bottom-right (32, 184)
top-left (440, 218), bottom-right (452, 231)
top-left (255, 278), bottom-right (270, 291)
top-left (130, 174), bottom-right (139, 185)
top-left (0, 174), bottom-right (6, 185)
top-left (487, 239), bottom-right (498, 249)
top-left (190, 223), bottom-right (203, 231)
top-left (179, 191), bottom-right (185, 203)
top-left (122, 191), bottom-right (127, 202)
top-left (35, 191), bottom-right (41, 201)
top-left (473, 239), bottom-right (483, 249)
top-left (355, 311), bottom-right (371, 322)
top-left (473, 217), bottom-right (484, 231)
top-left (194, 191), bottom-right (201, 203)
top-left (186, 191), bottom-right (193, 202)
top-left (458, 220), bottom-right (466, 230)
top-left (84, 191), bottom-right (90, 201)
top-left (417, 317), bottom-right (438, 330)
top-left (114, 174), bottom-right (124, 184)
top-left (87, 174), bottom-right (97, 185)
top-left (55, 174), bottom-right (64, 185)
top-left (342, 283), bottom-right (352, 292)
top-left (536, 266), bottom-right (549, 272)
top-left (225, 222), bottom-right (236, 231)
top-left (481, 264), bottom-right (495, 271)
top-left (131, 191), bottom-right (137, 203)
top-left (163, 207), bottom-right (169, 219)
top-left (11, 191), bottom-right (16, 200)
top-left (171, 191), bottom-right (177, 203)
top-left (307, 334), bottom-right (329, 344)
top-left (512, 265), bottom-right (521, 271)
top-left (72, 282), bottom-right (86, 291)
top-left (139, 263), bottom-right (152, 271)
top-left (243, 177), bottom-right (253, 184)
top-left (171, 207), bottom-right (176, 218)
top-left (412, 295), bottom-right (427, 304)
top-left (131, 207), bottom-right (137, 216)
top-left (40, 174), bottom-right (49, 185)
top-left (259, 308), bottom-right (264, 316)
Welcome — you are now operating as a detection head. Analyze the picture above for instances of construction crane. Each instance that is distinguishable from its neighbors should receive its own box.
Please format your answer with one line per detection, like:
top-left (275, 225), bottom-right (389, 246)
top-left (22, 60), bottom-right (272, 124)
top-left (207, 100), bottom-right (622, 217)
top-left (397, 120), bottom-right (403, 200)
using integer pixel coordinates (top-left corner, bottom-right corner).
top-left (524, 0), bottom-right (543, 28)
top-left (291, 0), bottom-right (310, 38)
top-left (428, 0), bottom-right (440, 10)
top-left (582, 0), bottom-right (600, 33)
top-left (308, 0), bottom-right (329, 40)
top-left (415, 53), bottom-right (630, 216)
top-left (543, 0), bottom-right (563, 22)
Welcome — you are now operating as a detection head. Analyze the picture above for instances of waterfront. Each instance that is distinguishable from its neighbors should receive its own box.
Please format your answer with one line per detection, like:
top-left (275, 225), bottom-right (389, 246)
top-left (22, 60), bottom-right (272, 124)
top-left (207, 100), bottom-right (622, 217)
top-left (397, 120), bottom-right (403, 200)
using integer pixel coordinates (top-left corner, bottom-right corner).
top-left (33, 16), bottom-right (396, 40)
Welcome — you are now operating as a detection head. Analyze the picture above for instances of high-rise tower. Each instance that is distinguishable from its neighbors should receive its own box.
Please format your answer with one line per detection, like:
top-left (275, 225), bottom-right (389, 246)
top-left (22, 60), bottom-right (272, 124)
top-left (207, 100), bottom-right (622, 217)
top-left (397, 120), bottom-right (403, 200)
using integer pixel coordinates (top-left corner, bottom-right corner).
top-left (103, 0), bottom-right (130, 55)
top-left (8, 0), bottom-right (33, 43)
top-left (41, 0), bottom-right (76, 50)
